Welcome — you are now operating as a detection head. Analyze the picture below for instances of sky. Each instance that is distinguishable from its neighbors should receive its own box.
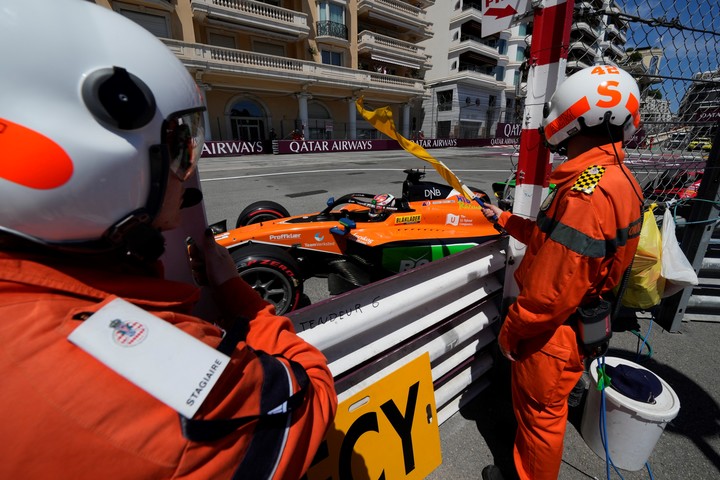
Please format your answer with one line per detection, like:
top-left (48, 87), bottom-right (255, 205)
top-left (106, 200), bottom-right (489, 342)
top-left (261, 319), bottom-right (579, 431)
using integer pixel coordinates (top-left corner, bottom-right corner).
top-left (618, 0), bottom-right (719, 113)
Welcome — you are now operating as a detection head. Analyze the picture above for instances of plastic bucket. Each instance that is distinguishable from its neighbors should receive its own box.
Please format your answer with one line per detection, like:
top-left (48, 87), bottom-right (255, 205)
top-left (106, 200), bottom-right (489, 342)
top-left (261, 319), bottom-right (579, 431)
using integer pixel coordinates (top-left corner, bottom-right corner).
top-left (581, 356), bottom-right (680, 471)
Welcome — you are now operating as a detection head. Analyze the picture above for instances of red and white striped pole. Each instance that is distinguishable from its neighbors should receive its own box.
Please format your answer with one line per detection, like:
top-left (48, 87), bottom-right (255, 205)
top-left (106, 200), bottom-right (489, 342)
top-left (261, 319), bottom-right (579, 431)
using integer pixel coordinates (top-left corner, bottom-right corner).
top-left (504, 0), bottom-right (575, 297)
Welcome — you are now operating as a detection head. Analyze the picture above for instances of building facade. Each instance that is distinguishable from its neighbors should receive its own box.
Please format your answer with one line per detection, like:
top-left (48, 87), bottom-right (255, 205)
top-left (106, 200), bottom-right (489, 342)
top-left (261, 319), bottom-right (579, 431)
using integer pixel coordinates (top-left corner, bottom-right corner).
top-left (418, 1), bottom-right (529, 140)
top-left (97, 0), bottom-right (434, 144)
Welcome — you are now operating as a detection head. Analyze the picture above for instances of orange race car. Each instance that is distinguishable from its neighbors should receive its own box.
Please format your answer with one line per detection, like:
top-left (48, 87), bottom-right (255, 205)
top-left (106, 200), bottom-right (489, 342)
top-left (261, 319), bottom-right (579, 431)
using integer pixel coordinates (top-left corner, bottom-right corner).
top-left (212, 169), bottom-right (503, 314)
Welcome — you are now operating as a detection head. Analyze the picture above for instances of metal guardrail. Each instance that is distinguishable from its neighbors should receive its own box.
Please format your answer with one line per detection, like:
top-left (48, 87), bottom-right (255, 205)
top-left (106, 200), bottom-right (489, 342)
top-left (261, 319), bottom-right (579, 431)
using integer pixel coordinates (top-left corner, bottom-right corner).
top-left (685, 231), bottom-right (720, 320)
top-left (289, 237), bottom-right (507, 424)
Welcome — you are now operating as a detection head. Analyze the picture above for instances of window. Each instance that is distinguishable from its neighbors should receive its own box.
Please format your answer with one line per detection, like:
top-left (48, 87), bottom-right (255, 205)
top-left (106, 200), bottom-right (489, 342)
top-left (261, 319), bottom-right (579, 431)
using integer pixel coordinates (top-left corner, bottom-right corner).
top-left (117, 8), bottom-right (169, 37)
top-left (514, 70), bottom-right (521, 86)
top-left (254, 41), bottom-right (285, 56)
top-left (321, 50), bottom-right (343, 66)
top-left (229, 100), bottom-right (266, 142)
top-left (318, 1), bottom-right (345, 25)
top-left (437, 90), bottom-right (453, 111)
top-left (495, 67), bottom-right (505, 82)
top-left (649, 55), bottom-right (659, 75)
top-left (516, 47), bottom-right (525, 62)
top-left (209, 32), bottom-right (236, 49)
top-left (317, 1), bottom-right (347, 39)
top-left (488, 95), bottom-right (496, 107)
top-left (498, 39), bottom-right (507, 55)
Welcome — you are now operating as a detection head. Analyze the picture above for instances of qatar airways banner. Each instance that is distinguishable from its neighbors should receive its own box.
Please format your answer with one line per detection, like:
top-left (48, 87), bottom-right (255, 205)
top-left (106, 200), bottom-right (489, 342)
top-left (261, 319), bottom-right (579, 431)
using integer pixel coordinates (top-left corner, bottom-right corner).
top-left (201, 140), bottom-right (266, 157)
top-left (200, 133), bottom-right (519, 158)
top-left (693, 109), bottom-right (720, 123)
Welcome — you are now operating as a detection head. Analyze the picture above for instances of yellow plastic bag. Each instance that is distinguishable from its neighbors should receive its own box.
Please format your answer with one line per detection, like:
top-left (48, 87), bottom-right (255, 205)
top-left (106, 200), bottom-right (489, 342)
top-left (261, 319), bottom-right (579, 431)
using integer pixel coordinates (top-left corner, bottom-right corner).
top-left (619, 204), bottom-right (665, 309)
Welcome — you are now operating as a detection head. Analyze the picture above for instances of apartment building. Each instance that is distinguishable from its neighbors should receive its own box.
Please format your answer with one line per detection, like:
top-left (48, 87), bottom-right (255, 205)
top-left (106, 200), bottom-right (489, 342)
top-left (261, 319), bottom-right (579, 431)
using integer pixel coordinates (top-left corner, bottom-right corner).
top-left (418, 1), bottom-right (528, 140)
top-left (568, 0), bottom-right (628, 74)
top-left (96, 0), bottom-right (433, 143)
top-left (417, 0), bottom-right (633, 141)
top-left (678, 69), bottom-right (720, 139)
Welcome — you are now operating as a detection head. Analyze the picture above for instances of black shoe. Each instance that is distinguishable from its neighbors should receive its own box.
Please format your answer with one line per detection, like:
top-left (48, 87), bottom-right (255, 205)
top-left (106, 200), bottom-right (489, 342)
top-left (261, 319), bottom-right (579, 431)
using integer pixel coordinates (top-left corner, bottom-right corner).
top-left (482, 465), bottom-right (506, 480)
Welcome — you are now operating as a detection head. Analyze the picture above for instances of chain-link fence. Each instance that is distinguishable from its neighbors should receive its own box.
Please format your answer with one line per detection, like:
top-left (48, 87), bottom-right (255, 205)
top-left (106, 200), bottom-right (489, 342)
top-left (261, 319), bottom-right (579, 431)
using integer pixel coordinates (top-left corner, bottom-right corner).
top-left (599, 1), bottom-right (719, 220)
top-left (498, 0), bottom-right (720, 222)
top-left (562, 0), bottom-right (720, 329)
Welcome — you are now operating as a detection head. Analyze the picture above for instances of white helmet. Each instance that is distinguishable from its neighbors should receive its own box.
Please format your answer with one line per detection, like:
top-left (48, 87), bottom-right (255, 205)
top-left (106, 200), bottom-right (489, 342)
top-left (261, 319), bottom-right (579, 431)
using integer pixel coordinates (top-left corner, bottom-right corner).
top-left (540, 65), bottom-right (641, 150)
top-left (0, 0), bottom-right (205, 258)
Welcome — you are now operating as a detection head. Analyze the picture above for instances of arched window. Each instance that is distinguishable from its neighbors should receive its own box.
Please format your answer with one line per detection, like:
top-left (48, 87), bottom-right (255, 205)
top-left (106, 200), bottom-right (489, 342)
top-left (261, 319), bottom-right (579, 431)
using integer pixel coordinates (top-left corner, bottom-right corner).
top-left (308, 101), bottom-right (332, 140)
top-left (228, 99), bottom-right (266, 142)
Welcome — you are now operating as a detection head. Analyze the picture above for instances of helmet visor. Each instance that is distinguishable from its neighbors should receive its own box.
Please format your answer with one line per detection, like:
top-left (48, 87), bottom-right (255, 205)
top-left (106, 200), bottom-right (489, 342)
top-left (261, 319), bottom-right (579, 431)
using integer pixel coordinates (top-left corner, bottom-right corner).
top-left (163, 108), bottom-right (205, 181)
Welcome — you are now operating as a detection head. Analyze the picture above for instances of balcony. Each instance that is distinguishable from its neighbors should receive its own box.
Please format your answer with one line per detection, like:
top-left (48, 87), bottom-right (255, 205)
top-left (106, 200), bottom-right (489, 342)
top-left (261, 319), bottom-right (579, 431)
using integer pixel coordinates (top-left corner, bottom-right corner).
top-left (605, 23), bottom-right (627, 44)
top-left (573, 21), bottom-right (598, 37)
top-left (453, 67), bottom-right (505, 90)
top-left (161, 39), bottom-right (425, 96)
top-left (568, 40), bottom-right (597, 58)
top-left (449, 2), bottom-right (482, 26)
top-left (191, 0), bottom-right (309, 40)
top-left (357, 0), bottom-right (433, 40)
top-left (357, 30), bottom-right (430, 70)
top-left (602, 40), bottom-right (625, 60)
top-left (316, 20), bottom-right (348, 40)
top-left (449, 35), bottom-right (502, 62)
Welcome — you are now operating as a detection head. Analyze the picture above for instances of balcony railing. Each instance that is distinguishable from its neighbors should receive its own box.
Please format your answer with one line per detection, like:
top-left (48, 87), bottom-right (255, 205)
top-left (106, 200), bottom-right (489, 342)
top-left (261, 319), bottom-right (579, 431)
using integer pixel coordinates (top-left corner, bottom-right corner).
top-left (191, 0), bottom-right (309, 38)
top-left (449, 36), bottom-right (502, 61)
top-left (162, 39), bottom-right (425, 95)
top-left (604, 23), bottom-right (627, 44)
top-left (357, 30), bottom-right (429, 69)
top-left (316, 20), bottom-right (348, 40)
top-left (357, 0), bottom-right (432, 38)
top-left (454, 67), bottom-right (503, 89)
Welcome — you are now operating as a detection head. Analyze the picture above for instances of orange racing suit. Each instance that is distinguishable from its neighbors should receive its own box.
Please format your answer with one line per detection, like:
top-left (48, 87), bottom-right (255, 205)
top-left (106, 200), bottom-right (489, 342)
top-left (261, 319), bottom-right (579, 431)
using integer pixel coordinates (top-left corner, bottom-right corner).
top-left (495, 143), bottom-right (643, 479)
top-left (0, 252), bottom-right (337, 479)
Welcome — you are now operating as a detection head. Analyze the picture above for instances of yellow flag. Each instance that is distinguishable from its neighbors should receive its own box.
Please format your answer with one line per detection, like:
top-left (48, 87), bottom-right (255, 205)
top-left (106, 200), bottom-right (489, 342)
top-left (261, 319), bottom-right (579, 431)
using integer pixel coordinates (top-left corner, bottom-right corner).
top-left (355, 97), bottom-right (477, 201)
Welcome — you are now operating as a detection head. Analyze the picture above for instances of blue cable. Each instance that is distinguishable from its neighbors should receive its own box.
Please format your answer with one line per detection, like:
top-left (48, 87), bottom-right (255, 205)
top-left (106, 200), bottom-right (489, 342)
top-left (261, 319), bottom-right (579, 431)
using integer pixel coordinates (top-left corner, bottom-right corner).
top-left (636, 319), bottom-right (653, 362)
top-left (598, 356), bottom-right (626, 480)
top-left (646, 461), bottom-right (655, 479)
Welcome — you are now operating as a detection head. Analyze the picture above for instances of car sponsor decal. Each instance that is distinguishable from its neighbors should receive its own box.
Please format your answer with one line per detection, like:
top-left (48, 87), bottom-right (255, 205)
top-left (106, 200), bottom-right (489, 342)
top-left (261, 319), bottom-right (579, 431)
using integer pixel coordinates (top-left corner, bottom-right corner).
top-left (269, 233), bottom-right (301, 240)
top-left (445, 214), bottom-right (474, 226)
top-left (394, 214), bottom-right (422, 224)
top-left (351, 234), bottom-right (375, 245)
top-left (382, 244), bottom-right (477, 272)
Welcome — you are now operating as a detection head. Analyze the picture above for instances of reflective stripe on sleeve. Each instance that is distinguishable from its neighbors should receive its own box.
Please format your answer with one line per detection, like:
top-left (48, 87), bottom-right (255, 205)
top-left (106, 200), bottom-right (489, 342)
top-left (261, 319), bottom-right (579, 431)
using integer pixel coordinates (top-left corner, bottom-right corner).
top-left (537, 213), bottom-right (642, 258)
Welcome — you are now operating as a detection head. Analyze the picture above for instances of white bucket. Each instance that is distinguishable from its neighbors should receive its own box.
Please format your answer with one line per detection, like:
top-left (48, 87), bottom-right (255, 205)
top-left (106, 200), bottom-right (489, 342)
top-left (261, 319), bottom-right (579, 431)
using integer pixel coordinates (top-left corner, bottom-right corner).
top-left (580, 356), bottom-right (680, 471)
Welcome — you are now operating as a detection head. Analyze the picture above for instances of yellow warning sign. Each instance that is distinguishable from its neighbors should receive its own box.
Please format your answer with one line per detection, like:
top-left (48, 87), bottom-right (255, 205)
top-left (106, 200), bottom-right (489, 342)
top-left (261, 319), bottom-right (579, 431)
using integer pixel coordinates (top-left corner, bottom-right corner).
top-left (302, 353), bottom-right (442, 480)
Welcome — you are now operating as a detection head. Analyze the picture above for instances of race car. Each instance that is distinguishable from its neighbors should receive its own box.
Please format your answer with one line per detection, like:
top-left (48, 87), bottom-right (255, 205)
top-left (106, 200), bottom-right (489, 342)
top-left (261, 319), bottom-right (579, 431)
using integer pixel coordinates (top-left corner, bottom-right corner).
top-left (212, 169), bottom-right (502, 314)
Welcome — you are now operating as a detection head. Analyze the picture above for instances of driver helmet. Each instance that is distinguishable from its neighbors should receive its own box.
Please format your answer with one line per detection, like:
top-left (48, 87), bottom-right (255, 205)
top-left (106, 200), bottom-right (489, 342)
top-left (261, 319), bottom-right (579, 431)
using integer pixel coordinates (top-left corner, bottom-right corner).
top-left (0, 0), bottom-right (205, 259)
top-left (540, 65), bottom-right (641, 152)
top-left (369, 193), bottom-right (395, 218)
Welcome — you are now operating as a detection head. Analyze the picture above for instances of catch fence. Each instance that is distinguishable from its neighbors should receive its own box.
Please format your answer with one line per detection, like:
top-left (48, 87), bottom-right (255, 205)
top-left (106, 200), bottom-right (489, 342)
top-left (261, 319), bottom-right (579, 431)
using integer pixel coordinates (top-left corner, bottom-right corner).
top-left (505, 0), bottom-right (720, 330)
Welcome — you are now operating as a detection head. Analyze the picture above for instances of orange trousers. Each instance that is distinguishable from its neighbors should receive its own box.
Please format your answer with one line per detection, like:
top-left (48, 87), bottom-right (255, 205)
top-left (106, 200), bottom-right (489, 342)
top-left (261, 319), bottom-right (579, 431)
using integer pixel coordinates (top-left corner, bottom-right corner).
top-left (510, 329), bottom-right (584, 479)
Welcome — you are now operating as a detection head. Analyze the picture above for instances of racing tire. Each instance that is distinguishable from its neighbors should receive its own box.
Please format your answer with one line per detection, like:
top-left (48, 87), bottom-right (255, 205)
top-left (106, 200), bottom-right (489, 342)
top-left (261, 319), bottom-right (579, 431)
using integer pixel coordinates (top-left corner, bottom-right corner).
top-left (236, 201), bottom-right (290, 228)
top-left (231, 245), bottom-right (303, 315)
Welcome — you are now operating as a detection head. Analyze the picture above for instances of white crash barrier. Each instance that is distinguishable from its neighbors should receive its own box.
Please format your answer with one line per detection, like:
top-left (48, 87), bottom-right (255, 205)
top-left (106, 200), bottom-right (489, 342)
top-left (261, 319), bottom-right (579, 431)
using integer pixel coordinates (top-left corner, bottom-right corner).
top-left (288, 237), bottom-right (507, 423)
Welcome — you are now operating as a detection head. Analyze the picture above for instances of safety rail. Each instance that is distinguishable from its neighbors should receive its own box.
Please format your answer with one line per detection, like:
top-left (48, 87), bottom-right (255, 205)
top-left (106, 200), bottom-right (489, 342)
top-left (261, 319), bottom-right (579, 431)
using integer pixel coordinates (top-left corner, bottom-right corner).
top-left (288, 237), bottom-right (507, 424)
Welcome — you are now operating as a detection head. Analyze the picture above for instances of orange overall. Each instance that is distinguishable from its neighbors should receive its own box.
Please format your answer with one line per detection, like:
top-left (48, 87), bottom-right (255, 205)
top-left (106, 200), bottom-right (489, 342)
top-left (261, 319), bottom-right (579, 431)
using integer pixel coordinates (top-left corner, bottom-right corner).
top-left (495, 143), bottom-right (642, 479)
top-left (0, 252), bottom-right (337, 479)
